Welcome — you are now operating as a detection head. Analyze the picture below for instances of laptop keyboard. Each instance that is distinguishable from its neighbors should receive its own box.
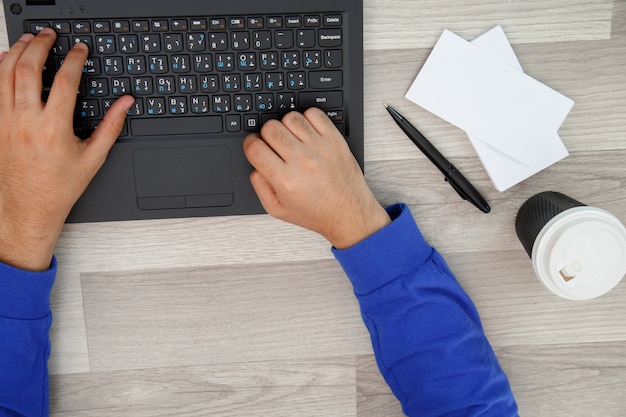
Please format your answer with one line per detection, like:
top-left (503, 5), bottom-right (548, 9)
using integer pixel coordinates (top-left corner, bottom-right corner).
top-left (30, 14), bottom-right (347, 139)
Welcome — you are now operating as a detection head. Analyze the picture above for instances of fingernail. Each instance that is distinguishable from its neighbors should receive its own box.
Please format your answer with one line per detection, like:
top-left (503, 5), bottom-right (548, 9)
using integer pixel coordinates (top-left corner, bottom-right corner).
top-left (0, 52), bottom-right (7, 63)
top-left (18, 33), bottom-right (35, 42)
top-left (73, 41), bottom-right (88, 50)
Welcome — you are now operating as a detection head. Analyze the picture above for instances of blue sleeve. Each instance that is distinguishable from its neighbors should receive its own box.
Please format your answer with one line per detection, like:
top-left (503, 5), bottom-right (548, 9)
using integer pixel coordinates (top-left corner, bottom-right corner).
top-left (0, 257), bottom-right (56, 417)
top-left (333, 203), bottom-right (518, 417)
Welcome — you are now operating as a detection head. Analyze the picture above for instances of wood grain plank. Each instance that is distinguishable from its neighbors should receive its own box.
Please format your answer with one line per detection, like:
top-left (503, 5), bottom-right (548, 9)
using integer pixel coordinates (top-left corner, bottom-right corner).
top-left (363, 0), bottom-right (613, 50)
top-left (50, 357), bottom-right (357, 417)
top-left (81, 260), bottom-right (372, 372)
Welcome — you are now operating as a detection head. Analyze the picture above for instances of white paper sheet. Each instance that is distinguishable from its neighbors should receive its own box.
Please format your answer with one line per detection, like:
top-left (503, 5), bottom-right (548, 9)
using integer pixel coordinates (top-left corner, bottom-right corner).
top-left (405, 27), bottom-right (574, 191)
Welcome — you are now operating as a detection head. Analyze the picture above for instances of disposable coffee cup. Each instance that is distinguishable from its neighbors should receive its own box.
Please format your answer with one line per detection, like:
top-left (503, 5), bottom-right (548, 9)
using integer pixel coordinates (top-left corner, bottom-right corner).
top-left (516, 192), bottom-right (626, 300)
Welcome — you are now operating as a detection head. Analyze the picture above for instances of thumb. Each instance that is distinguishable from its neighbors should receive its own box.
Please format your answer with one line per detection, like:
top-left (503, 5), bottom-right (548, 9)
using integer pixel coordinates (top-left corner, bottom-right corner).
top-left (249, 170), bottom-right (283, 218)
top-left (83, 95), bottom-right (134, 167)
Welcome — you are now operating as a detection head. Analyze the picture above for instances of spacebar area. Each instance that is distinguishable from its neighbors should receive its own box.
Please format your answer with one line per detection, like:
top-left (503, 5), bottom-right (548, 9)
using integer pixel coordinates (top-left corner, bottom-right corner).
top-left (131, 116), bottom-right (223, 137)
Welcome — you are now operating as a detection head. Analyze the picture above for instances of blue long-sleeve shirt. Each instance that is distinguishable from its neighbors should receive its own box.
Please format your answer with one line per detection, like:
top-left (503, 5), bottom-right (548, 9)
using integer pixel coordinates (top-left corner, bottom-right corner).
top-left (0, 257), bottom-right (56, 417)
top-left (332, 203), bottom-right (518, 416)
top-left (0, 203), bottom-right (518, 416)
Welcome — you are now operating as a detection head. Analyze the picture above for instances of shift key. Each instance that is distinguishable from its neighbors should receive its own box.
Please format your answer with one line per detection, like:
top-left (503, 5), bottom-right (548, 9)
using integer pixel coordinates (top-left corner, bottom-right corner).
top-left (298, 91), bottom-right (342, 109)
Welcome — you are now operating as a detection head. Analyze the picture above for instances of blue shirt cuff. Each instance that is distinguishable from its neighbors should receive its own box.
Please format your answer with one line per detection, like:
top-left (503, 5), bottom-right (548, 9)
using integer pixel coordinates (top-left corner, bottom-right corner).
top-left (332, 203), bottom-right (434, 296)
top-left (0, 256), bottom-right (56, 320)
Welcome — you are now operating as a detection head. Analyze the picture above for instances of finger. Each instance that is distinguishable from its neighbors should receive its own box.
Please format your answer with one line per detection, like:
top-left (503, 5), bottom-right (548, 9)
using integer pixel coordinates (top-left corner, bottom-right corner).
top-left (14, 28), bottom-right (57, 110)
top-left (249, 170), bottom-right (283, 218)
top-left (0, 33), bottom-right (35, 109)
top-left (46, 42), bottom-right (89, 120)
top-left (258, 118), bottom-right (303, 159)
top-left (281, 110), bottom-right (322, 142)
top-left (243, 133), bottom-right (285, 175)
top-left (0, 52), bottom-right (8, 64)
top-left (82, 95), bottom-right (134, 169)
top-left (302, 107), bottom-right (340, 137)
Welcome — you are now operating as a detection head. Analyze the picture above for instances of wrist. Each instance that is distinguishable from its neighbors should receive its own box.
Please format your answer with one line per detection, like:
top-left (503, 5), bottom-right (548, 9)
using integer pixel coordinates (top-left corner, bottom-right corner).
top-left (327, 201), bottom-right (391, 249)
top-left (0, 218), bottom-right (60, 272)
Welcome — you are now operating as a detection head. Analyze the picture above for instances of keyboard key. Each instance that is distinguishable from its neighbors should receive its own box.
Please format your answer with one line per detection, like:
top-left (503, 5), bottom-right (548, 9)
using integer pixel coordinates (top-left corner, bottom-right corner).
top-left (297, 29), bottom-right (315, 48)
top-left (309, 70), bottom-right (342, 89)
top-left (275, 30), bottom-right (293, 48)
top-left (190, 19), bottom-right (207, 31)
top-left (73, 22), bottom-right (91, 33)
top-left (151, 20), bottom-right (169, 32)
top-left (171, 55), bottom-right (191, 73)
top-left (298, 91), bottom-right (342, 109)
top-left (324, 49), bottom-right (342, 68)
top-left (148, 55), bottom-right (168, 73)
top-left (324, 15), bottom-right (342, 26)
top-left (52, 36), bottom-right (71, 55)
top-left (29, 22), bottom-right (50, 33)
top-left (209, 33), bottom-right (228, 51)
top-left (319, 29), bottom-right (342, 47)
top-left (244, 114), bottom-right (259, 131)
top-left (141, 34), bottom-right (161, 53)
top-left (118, 35), bottom-right (139, 53)
top-left (226, 114), bottom-right (242, 132)
top-left (128, 98), bottom-right (144, 116)
top-left (132, 20), bottom-right (150, 32)
top-left (209, 18), bottom-right (226, 30)
top-left (131, 115), bottom-right (223, 136)
top-left (95, 35), bottom-right (116, 54)
top-left (304, 16), bottom-right (320, 27)
top-left (133, 77), bottom-right (154, 95)
top-left (253, 31), bottom-right (272, 50)
top-left (229, 17), bottom-right (245, 30)
top-left (170, 19), bottom-right (188, 31)
top-left (266, 17), bottom-right (283, 28)
top-left (168, 96), bottom-right (187, 114)
top-left (104, 57), bottom-right (124, 75)
top-left (113, 20), bottom-right (131, 33)
top-left (285, 16), bottom-right (302, 28)
top-left (187, 33), bottom-right (206, 51)
top-left (248, 17), bottom-right (264, 29)
top-left (126, 56), bottom-right (146, 74)
top-left (163, 33), bottom-right (184, 52)
top-left (146, 97), bottom-right (166, 115)
top-left (52, 22), bottom-right (71, 34)
top-left (156, 76), bottom-right (175, 94)
top-left (190, 95), bottom-right (210, 113)
top-left (111, 77), bottom-right (131, 95)
top-left (93, 21), bottom-right (111, 33)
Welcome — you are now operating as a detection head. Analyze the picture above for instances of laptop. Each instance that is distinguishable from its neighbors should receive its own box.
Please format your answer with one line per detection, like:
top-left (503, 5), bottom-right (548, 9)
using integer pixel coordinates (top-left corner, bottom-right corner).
top-left (2, 0), bottom-right (364, 222)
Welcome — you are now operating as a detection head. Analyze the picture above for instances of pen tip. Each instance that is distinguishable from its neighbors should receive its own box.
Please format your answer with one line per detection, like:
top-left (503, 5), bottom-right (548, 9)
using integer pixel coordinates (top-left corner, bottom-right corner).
top-left (383, 103), bottom-right (389, 109)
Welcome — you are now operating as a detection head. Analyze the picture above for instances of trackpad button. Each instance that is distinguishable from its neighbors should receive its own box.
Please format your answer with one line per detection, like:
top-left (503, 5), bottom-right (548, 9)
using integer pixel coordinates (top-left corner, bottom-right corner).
top-left (133, 146), bottom-right (234, 210)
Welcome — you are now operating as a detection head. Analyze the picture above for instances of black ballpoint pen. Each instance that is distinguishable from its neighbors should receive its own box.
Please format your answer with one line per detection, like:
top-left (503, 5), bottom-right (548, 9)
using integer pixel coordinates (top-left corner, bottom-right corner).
top-left (384, 104), bottom-right (491, 213)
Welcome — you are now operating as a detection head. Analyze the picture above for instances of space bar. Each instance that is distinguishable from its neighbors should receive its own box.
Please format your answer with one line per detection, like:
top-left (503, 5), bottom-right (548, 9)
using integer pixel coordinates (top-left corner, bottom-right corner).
top-left (130, 116), bottom-right (223, 137)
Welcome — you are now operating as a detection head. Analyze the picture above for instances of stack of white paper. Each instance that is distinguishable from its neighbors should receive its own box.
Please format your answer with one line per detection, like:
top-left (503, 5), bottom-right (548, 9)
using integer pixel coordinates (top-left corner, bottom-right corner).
top-left (405, 26), bottom-right (574, 191)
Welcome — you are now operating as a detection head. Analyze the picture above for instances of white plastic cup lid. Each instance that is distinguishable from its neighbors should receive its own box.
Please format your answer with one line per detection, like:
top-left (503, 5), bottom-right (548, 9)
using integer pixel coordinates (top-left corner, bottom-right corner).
top-left (532, 206), bottom-right (626, 300)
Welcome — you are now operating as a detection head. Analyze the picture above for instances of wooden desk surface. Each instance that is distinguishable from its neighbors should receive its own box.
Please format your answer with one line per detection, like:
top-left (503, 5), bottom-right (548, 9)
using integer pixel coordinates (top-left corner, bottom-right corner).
top-left (2, 1), bottom-right (625, 415)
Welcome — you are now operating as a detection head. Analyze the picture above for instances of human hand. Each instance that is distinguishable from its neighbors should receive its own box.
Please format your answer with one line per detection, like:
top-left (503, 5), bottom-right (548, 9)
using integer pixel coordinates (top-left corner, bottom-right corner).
top-left (0, 29), bottom-right (134, 271)
top-left (243, 108), bottom-right (391, 249)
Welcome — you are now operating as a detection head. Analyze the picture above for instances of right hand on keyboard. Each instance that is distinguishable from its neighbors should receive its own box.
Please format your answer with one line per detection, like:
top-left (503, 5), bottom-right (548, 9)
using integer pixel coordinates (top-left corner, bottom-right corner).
top-left (0, 29), bottom-right (134, 271)
top-left (243, 107), bottom-right (390, 249)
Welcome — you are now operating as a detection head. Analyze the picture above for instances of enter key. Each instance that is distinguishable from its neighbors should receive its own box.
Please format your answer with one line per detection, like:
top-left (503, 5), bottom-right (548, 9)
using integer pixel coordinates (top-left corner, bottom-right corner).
top-left (309, 70), bottom-right (343, 89)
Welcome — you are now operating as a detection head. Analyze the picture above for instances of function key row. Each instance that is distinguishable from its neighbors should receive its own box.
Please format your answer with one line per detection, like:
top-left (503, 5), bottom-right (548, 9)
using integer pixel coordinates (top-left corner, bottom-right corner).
top-left (28, 15), bottom-right (342, 35)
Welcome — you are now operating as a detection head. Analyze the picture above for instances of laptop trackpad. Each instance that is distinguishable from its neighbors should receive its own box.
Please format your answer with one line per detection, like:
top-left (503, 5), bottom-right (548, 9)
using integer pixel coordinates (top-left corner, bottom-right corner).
top-left (133, 146), bottom-right (234, 210)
